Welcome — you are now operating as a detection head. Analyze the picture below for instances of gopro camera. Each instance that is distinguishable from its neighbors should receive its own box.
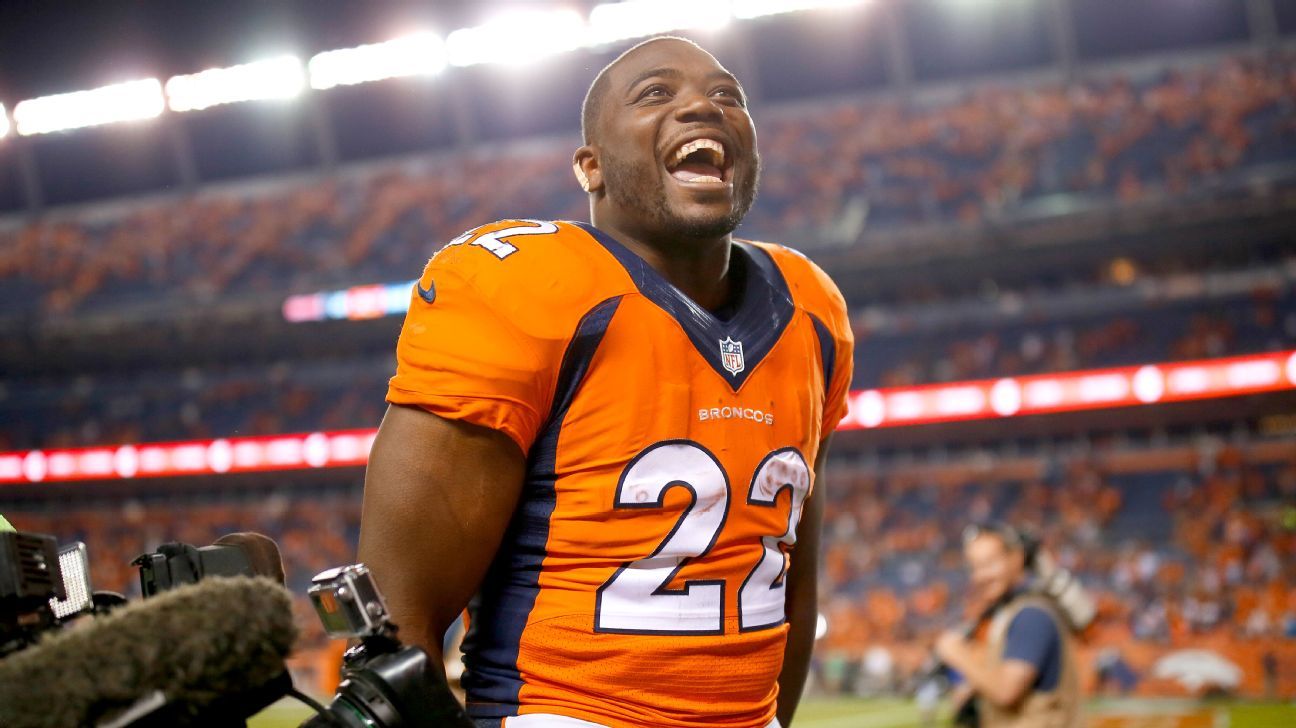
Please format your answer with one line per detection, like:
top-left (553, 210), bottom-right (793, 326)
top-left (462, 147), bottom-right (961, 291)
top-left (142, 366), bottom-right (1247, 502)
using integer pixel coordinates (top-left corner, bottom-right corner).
top-left (309, 564), bottom-right (390, 640)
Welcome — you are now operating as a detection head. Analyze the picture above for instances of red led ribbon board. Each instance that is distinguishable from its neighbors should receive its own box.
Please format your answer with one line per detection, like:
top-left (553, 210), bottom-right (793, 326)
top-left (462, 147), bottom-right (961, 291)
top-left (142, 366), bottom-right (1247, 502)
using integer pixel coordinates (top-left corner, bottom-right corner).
top-left (3, 351), bottom-right (1294, 483)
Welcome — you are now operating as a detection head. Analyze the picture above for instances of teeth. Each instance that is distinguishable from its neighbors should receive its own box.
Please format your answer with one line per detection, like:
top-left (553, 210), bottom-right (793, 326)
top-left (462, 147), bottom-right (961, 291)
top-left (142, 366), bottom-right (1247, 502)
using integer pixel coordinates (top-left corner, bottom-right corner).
top-left (672, 138), bottom-right (725, 166)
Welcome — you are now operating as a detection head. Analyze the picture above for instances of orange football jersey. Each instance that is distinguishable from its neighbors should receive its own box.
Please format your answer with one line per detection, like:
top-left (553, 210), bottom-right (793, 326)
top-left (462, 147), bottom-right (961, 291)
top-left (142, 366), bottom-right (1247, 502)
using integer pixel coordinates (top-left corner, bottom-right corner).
top-left (387, 220), bottom-right (853, 727)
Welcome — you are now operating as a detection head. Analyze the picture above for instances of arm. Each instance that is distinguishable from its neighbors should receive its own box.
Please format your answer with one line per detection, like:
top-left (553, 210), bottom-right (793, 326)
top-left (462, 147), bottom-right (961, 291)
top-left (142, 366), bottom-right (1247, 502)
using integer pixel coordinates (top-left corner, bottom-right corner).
top-left (776, 435), bottom-right (830, 727)
top-left (934, 633), bottom-right (1038, 709)
top-left (357, 403), bottom-right (526, 663)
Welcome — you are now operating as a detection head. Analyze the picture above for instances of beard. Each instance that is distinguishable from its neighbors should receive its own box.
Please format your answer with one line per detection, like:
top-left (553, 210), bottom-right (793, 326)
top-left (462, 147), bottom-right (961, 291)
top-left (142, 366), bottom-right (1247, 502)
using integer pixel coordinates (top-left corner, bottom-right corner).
top-left (600, 149), bottom-right (761, 240)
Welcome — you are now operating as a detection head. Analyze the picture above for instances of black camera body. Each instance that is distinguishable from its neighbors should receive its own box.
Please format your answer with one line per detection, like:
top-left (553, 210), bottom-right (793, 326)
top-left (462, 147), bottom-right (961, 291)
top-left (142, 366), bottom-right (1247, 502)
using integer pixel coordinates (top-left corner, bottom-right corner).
top-left (304, 565), bottom-right (471, 728)
top-left (0, 531), bottom-right (64, 656)
top-left (1, 531), bottom-right (103, 658)
top-left (133, 542), bottom-right (256, 597)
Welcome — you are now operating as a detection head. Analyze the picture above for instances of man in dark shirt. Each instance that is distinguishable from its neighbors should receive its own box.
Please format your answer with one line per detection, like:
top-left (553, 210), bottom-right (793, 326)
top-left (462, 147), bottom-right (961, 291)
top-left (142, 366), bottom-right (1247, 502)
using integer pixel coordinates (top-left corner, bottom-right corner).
top-left (935, 524), bottom-right (1080, 727)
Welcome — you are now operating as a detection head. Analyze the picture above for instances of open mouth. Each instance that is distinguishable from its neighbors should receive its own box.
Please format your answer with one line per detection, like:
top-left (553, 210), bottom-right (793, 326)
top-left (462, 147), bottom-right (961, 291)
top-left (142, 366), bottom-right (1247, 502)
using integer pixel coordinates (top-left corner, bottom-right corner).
top-left (665, 138), bottom-right (729, 186)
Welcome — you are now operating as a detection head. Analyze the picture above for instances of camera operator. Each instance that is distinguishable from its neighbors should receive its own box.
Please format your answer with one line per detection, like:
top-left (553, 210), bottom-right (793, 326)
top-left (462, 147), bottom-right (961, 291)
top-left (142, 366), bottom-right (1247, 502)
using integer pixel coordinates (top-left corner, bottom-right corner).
top-left (934, 523), bottom-right (1083, 728)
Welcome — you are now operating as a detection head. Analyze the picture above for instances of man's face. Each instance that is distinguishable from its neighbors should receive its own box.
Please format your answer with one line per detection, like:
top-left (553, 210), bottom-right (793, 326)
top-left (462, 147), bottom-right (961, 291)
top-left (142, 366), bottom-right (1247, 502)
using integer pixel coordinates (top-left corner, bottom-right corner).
top-left (965, 534), bottom-right (1025, 607)
top-left (593, 40), bottom-right (759, 240)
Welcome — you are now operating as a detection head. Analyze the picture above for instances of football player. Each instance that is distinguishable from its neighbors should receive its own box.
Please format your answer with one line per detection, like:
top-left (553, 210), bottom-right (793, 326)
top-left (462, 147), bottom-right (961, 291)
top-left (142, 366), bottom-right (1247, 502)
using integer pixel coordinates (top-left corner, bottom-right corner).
top-left (359, 36), bottom-right (853, 728)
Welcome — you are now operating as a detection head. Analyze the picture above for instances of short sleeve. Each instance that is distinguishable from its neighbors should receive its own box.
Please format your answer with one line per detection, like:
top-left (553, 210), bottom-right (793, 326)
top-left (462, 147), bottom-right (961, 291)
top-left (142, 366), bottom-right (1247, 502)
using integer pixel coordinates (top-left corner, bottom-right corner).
top-left (386, 254), bottom-right (555, 454)
top-left (821, 319), bottom-right (854, 435)
top-left (753, 240), bottom-right (856, 438)
top-left (816, 270), bottom-right (854, 436)
top-left (1003, 606), bottom-right (1060, 687)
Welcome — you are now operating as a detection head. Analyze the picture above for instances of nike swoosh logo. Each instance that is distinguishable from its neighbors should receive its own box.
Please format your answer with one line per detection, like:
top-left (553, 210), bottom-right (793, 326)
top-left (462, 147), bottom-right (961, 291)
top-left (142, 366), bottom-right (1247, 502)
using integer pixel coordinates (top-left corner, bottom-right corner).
top-left (416, 279), bottom-right (436, 304)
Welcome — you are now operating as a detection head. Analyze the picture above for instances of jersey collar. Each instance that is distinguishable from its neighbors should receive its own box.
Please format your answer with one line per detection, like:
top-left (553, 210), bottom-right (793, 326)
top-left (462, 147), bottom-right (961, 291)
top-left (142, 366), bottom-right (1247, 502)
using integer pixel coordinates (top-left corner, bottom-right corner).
top-left (570, 221), bottom-right (795, 392)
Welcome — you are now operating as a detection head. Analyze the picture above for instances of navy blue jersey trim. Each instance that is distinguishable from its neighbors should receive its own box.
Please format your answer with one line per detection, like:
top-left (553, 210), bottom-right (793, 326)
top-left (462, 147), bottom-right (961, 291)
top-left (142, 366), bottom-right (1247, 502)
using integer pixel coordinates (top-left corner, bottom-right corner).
top-left (462, 295), bottom-right (622, 719)
top-left (808, 313), bottom-right (836, 398)
top-left (570, 222), bottom-right (795, 392)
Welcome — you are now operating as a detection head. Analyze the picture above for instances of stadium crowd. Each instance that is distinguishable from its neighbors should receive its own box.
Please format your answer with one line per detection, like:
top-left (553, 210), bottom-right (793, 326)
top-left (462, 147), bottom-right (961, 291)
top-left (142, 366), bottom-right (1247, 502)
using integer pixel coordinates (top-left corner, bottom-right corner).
top-left (1, 51), bottom-right (1294, 315)
top-left (4, 281), bottom-right (1291, 451)
top-left (5, 438), bottom-right (1293, 694)
top-left (818, 445), bottom-right (1296, 648)
top-left (0, 361), bottom-right (389, 452)
top-left (861, 289), bottom-right (1296, 386)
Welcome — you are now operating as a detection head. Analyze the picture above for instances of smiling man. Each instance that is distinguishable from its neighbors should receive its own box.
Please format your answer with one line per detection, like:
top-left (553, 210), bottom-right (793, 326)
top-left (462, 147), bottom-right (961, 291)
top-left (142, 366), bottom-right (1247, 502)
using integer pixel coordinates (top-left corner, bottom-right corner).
top-left (358, 37), bottom-right (853, 728)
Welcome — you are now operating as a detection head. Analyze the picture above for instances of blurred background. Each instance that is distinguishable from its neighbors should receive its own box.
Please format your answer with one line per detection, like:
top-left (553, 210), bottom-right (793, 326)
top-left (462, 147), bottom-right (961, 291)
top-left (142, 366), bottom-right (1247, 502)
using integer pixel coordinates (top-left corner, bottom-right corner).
top-left (1, 0), bottom-right (1294, 725)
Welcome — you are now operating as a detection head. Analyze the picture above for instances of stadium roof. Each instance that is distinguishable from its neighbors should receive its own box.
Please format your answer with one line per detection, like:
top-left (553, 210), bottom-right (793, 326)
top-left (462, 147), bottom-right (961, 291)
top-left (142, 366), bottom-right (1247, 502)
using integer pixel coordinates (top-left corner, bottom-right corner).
top-left (0, 0), bottom-right (1291, 213)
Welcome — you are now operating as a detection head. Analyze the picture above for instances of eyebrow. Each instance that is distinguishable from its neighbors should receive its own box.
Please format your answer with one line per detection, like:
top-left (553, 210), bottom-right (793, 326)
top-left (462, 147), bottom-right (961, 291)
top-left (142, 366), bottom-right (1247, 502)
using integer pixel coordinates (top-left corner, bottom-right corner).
top-left (623, 67), bottom-right (743, 95)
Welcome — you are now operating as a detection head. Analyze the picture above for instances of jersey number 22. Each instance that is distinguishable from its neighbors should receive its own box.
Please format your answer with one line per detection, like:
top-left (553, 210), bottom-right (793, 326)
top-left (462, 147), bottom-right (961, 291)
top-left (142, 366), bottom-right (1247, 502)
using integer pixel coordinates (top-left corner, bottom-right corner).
top-left (594, 441), bottom-right (810, 635)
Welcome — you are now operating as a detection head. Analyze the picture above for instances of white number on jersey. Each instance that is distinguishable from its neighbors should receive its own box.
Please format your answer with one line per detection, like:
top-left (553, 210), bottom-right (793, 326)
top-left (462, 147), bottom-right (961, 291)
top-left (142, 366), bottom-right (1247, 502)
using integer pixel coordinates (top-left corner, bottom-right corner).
top-left (594, 441), bottom-right (730, 634)
top-left (739, 448), bottom-right (811, 631)
top-left (594, 440), bottom-right (812, 635)
top-left (442, 220), bottom-right (558, 260)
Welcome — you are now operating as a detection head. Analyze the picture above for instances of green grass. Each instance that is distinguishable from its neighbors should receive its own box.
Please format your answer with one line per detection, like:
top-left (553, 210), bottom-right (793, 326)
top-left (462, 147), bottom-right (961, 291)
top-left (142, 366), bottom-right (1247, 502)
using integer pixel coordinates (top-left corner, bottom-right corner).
top-left (249, 696), bottom-right (1296, 727)
top-left (1224, 702), bottom-right (1296, 728)
top-left (796, 697), bottom-right (925, 727)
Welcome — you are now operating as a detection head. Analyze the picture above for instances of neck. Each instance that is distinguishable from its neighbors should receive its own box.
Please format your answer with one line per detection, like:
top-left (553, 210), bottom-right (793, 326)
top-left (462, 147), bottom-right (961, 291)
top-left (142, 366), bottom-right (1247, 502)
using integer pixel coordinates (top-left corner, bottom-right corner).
top-left (591, 211), bottom-right (734, 312)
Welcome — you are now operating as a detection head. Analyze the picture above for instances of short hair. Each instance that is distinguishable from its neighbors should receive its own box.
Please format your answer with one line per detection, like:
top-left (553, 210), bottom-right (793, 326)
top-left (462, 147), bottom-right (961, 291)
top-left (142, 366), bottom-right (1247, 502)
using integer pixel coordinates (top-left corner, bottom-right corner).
top-left (962, 521), bottom-right (1025, 551)
top-left (964, 521), bottom-right (1040, 567)
top-left (580, 36), bottom-right (705, 144)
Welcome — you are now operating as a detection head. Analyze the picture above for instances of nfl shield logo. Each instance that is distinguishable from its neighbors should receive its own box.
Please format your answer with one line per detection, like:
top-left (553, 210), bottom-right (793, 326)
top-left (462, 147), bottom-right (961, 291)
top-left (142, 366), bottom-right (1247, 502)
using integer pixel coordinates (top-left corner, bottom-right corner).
top-left (719, 337), bottom-right (745, 376)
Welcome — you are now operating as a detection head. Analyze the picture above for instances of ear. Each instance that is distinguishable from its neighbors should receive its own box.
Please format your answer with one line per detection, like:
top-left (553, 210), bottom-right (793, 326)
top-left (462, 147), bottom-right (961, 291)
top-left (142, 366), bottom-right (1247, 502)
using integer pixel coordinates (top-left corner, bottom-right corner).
top-left (572, 145), bottom-right (604, 194)
top-left (1010, 549), bottom-right (1027, 572)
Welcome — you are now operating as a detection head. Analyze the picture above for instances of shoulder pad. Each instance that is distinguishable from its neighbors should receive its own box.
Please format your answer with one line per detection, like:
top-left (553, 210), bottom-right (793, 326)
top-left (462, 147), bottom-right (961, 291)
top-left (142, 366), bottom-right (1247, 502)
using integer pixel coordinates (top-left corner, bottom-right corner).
top-left (747, 241), bottom-right (847, 316)
top-left (421, 219), bottom-right (631, 334)
top-left (432, 219), bottom-right (562, 263)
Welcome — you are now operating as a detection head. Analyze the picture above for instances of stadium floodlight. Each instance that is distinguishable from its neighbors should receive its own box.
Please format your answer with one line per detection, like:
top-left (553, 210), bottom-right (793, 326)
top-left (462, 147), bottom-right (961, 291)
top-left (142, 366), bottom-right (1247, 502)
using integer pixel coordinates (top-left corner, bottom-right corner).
top-left (587, 0), bottom-right (731, 46)
top-left (309, 33), bottom-right (446, 90)
top-left (166, 56), bottom-right (304, 113)
top-left (445, 9), bottom-right (588, 67)
top-left (12, 79), bottom-right (164, 136)
top-left (732, 0), bottom-right (869, 20)
top-left (0, 103), bottom-right (8, 139)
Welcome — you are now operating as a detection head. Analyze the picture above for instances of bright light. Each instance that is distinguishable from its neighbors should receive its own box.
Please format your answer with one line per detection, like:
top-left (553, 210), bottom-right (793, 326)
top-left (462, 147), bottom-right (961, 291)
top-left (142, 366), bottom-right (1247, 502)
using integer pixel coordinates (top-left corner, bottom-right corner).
top-left (0, 103), bottom-right (8, 138)
top-left (857, 390), bottom-right (886, 428)
top-left (989, 378), bottom-right (1022, 416)
top-left (445, 10), bottom-right (588, 67)
top-left (1226, 359), bottom-right (1280, 388)
top-left (309, 33), bottom-right (446, 90)
top-left (166, 56), bottom-right (304, 112)
top-left (1132, 365), bottom-right (1165, 404)
top-left (588, 0), bottom-right (731, 46)
top-left (733, 0), bottom-right (867, 20)
top-left (13, 79), bottom-right (164, 136)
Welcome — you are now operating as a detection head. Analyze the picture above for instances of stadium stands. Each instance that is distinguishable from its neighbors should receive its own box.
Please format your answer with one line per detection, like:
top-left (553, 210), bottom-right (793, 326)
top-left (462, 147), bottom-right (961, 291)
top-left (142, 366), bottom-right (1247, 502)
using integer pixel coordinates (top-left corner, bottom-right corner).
top-left (820, 443), bottom-right (1296, 644)
top-left (5, 435), bottom-right (1292, 696)
top-left (3, 13), bottom-right (1295, 706)
top-left (860, 288), bottom-right (1296, 386)
top-left (2, 51), bottom-right (1294, 315)
top-left (4, 279), bottom-right (1290, 451)
top-left (816, 437), bottom-right (1296, 696)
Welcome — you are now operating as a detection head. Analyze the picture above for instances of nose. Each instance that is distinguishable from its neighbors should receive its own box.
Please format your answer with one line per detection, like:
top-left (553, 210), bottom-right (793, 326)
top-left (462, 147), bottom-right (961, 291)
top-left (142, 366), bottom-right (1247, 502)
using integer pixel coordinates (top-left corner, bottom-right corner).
top-left (672, 87), bottom-right (724, 124)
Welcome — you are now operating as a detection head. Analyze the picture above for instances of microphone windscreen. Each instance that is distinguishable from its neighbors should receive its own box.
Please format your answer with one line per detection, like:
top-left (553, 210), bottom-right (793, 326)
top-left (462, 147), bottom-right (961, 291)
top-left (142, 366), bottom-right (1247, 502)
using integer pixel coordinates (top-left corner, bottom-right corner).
top-left (213, 532), bottom-right (287, 585)
top-left (0, 576), bottom-right (297, 728)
